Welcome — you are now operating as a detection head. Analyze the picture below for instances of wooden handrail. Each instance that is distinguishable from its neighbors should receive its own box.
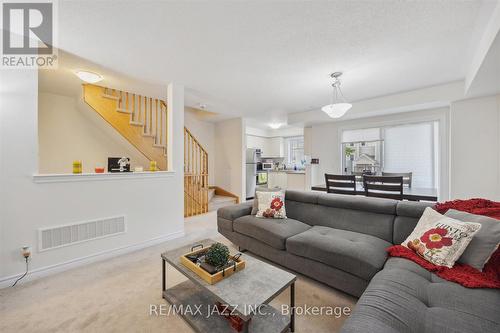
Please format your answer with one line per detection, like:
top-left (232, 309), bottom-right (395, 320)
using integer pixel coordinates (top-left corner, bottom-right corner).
top-left (184, 126), bottom-right (209, 217)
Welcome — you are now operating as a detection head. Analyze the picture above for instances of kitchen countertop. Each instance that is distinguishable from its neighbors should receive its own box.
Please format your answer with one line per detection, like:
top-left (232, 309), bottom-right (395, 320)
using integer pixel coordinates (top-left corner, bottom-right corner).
top-left (267, 170), bottom-right (305, 174)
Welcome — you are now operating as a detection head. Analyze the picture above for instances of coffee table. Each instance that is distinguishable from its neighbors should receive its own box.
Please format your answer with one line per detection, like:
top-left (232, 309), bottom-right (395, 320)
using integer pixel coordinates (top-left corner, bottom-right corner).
top-left (161, 238), bottom-right (296, 333)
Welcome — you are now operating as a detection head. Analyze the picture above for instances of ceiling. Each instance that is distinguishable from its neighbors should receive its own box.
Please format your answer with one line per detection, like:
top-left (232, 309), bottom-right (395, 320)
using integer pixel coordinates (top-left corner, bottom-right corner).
top-left (55, 1), bottom-right (492, 125)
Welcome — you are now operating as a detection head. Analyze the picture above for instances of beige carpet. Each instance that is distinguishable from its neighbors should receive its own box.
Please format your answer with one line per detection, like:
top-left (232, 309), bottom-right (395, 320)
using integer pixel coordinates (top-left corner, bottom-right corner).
top-left (0, 212), bottom-right (357, 333)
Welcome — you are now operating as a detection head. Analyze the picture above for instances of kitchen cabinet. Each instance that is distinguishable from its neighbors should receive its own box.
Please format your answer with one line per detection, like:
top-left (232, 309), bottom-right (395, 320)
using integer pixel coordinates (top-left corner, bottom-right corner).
top-left (286, 173), bottom-right (306, 191)
top-left (266, 137), bottom-right (284, 157)
top-left (246, 135), bottom-right (269, 155)
top-left (267, 171), bottom-right (287, 189)
top-left (267, 171), bottom-right (306, 190)
top-left (246, 135), bottom-right (284, 158)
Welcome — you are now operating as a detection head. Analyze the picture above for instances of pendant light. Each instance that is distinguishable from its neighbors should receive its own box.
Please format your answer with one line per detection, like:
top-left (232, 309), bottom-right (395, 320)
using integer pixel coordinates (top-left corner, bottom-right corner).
top-left (321, 72), bottom-right (352, 118)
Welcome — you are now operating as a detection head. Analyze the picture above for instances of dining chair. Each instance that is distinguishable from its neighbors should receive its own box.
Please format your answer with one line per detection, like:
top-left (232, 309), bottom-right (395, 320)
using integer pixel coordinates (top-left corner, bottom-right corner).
top-left (382, 172), bottom-right (412, 188)
top-left (325, 174), bottom-right (357, 195)
top-left (363, 175), bottom-right (404, 200)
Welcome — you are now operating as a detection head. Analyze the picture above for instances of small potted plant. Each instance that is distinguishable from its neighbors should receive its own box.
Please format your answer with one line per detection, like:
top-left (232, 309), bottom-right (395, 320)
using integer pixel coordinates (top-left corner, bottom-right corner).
top-left (201, 243), bottom-right (230, 274)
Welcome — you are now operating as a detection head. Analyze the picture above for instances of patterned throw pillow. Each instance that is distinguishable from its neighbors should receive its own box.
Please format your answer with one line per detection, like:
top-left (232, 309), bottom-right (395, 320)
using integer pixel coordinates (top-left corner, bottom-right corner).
top-left (402, 208), bottom-right (481, 268)
top-left (255, 191), bottom-right (287, 219)
top-left (251, 187), bottom-right (282, 215)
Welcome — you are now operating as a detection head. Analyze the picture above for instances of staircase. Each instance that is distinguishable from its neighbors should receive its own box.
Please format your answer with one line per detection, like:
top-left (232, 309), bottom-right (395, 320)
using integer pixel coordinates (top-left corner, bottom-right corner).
top-left (83, 84), bottom-right (169, 170)
top-left (208, 187), bottom-right (238, 212)
top-left (184, 127), bottom-right (209, 216)
top-left (82, 83), bottom-right (237, 216)
top-left (184, 128), bottom-right (239, 217)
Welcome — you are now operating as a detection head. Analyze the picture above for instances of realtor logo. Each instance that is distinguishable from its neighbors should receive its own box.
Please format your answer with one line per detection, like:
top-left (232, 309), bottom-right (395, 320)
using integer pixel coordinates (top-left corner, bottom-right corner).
top-left (1, 0), bottom-right (58, 68)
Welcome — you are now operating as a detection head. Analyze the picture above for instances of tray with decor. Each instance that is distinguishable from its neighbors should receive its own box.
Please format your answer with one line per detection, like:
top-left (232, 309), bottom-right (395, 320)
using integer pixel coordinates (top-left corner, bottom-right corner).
top-left (180, 243), bottom-right (245, 285)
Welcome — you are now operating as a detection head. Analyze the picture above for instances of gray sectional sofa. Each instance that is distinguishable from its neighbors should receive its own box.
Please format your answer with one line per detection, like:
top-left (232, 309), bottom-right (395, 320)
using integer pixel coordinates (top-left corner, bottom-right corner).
top-left (217, 190), bottom-right (500, 333)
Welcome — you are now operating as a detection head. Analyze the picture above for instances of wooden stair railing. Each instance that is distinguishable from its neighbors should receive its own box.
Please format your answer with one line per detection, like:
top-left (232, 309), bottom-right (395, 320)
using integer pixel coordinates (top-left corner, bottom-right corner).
top-left (184, 127), bottom-right (209, 217)
top-left (83, 84), bottom-right (169, 170)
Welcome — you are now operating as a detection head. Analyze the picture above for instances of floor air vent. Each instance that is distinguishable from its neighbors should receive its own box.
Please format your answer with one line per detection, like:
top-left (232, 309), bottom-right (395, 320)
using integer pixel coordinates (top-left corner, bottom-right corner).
top-left (38, 216), bottom-right (126, 251)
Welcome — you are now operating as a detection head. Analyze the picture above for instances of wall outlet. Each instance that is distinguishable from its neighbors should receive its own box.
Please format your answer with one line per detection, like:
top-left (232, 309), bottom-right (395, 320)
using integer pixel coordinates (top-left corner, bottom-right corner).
top-left (21, 246), bottom-right (31, 259)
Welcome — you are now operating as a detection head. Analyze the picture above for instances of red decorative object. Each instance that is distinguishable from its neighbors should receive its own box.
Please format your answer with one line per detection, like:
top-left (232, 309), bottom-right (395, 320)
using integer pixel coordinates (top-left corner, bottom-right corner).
top-left (262, 208), bottom-right (276, 218)
top-left (420, 228), bottom-right (453, 249)
top-left (270, 197), bottom-right (284, 210)
top-left (387, 245), bottom-right (500, 289)
top-left (435, 198), bottom-right (500, 220)
top-left (215, 302), bottom-right (246, 332)
top-left (388, 198), bottom-right (500, 289)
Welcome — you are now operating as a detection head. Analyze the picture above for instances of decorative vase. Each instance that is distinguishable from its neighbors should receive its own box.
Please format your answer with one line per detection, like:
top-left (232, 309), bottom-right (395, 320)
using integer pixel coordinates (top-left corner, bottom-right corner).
top-left (73, 161), bottom-right (82, 174)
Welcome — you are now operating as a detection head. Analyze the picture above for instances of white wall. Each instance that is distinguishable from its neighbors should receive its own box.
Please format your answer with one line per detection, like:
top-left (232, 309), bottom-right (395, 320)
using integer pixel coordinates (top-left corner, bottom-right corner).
top-left (0, 70), bottom-right (184, 286)
top-left (38, 92), bottom-right (150, 173)
top-left (184, 107), bottom-right (216, 185)
top-left (215, 118), bottom-right (245, 201)
top-left (307, 108), bottom-right (450, 200)
top-left (450, 94), bottom-right (500, 200)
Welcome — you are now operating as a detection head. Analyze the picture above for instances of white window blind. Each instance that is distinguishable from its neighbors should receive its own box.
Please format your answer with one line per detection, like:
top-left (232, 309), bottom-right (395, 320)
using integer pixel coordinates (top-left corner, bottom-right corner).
top-left (383, 122), bottom-right (436, 188)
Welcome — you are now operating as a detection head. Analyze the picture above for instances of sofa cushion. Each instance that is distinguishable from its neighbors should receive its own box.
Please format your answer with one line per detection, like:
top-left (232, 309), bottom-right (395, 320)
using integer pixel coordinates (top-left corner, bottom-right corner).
top-left (217, 201), bottom-right (253, 221)
top-left (233, 215), bottom-right (310, 250)
top-left (445, 209), bottom-right (500, 271)
top-left (286, 226), bottom-right (391, 280)
top-left (393, 201), bottom-right (434, 244)
top-left (285, 192), bottom-right (397, 242)
top-left (341, 257), bottom-right (500, 333)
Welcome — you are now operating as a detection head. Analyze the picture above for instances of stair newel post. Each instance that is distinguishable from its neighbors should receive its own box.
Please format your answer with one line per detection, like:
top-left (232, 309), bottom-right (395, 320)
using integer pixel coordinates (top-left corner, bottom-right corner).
top-left (119, 90), bottom-right (122, 109)
top-left (184, 127), bottom-right (187, 216)
top-left (165, 104), bottom-right (168, 147)
top-left (154, 99), bottom-right (158, 141)
top-left (143, 96), bottom-right (147, 132)
top-left (138, 95), bottom-right (142, 124)
top-left (197, 145), bottom-right (200, 213)
top-left (184, 129), bottom-right (187, 174)
top-left (165, 102), bottom-right (169, 159)
top-left (132, 94), bottom-right (136, 121)
top-left (157, 102), bottom-right (160, 145)
top-left (189, 134), bottom-right (193, 216)
top-left (205, 151), bottom-right (208, 212)
top-left (126, 92), bottom-right (129, 112)
top-left (165, 105), bottom-right (172, 160)
top-left (149, 98), bottom-right (153, 135)
top-left (160, 103), bottom-right (164, 146)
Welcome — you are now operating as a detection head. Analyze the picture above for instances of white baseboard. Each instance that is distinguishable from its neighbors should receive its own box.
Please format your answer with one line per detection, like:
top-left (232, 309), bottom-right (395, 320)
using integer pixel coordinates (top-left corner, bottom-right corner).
top-left (0, 230), bottom-right (185, 289)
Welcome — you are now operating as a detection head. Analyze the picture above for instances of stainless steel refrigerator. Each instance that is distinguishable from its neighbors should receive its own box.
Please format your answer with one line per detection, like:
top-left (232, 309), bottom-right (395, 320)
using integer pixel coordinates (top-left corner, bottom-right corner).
top-left (245, 148), bottom-right (260, 199)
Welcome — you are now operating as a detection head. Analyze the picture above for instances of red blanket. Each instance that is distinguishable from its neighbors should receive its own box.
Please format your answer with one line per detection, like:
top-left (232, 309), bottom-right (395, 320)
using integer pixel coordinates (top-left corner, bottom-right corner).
top-left (435, 198), bottom-right (500, 219)
top-left (387, 245), bottom-right (500, 288)
top-left (387, 198), bottom-right (500, 289)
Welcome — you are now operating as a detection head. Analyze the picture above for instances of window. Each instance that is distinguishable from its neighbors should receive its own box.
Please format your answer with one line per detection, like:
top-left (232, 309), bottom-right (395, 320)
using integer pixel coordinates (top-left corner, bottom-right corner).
top-left (383, 122), bottom-right (438, 188)
top-left (284, 136), bottom-right (304, 168)
top-left (342, 140), bottom-right (384, 176)
top-left (341, 121), bottom-right (439, 188)
top-left (342, 128), bottom-right (383, 176)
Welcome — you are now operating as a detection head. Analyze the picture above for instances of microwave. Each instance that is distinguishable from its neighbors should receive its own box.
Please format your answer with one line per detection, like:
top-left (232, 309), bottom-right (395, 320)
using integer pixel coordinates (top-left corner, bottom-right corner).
top-left (262, 162), bottom-right (273, 170)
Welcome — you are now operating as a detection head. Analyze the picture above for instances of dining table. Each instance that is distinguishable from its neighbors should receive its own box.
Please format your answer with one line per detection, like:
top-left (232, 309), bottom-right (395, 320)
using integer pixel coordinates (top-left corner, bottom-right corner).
top-left (311, 184), bottom-right (438, 202)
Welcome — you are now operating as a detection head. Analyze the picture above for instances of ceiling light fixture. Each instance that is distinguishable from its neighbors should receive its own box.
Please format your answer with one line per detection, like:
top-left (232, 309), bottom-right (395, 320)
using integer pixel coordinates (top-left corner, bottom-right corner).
top-left (75, 70), bottom-right (103, 83)
top-left (321, 72), bottom-right (352, 118)
top-left (269, 123), bottom-right (283, 129)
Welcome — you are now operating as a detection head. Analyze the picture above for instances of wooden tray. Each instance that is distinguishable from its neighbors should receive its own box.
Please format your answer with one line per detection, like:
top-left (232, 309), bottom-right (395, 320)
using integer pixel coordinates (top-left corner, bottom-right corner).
top-left (180, 245), bottom-right (245, 285)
